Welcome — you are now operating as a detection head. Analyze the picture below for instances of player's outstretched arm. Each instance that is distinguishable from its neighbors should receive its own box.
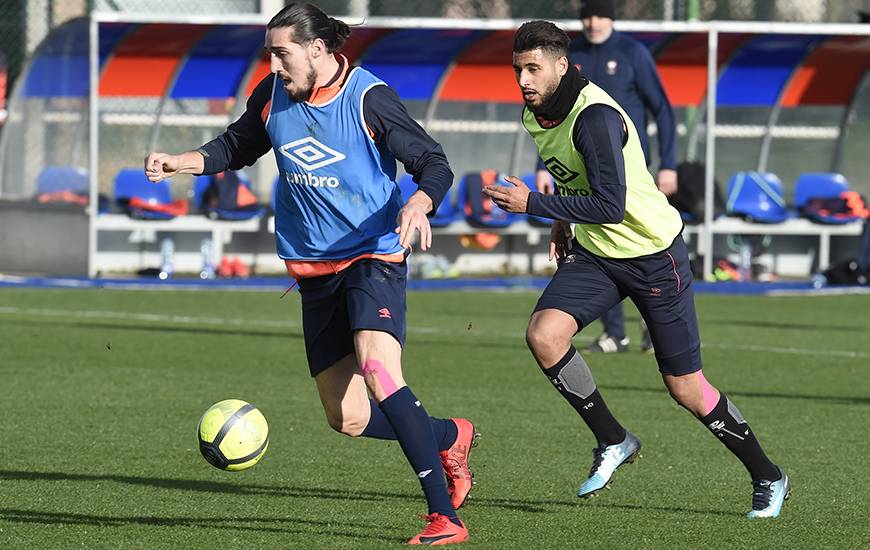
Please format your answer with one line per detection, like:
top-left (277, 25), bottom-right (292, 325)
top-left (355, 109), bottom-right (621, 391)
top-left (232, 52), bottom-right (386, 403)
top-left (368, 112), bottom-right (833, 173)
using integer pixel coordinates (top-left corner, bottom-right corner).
top-left (144, 151), bottom-right (205, 182)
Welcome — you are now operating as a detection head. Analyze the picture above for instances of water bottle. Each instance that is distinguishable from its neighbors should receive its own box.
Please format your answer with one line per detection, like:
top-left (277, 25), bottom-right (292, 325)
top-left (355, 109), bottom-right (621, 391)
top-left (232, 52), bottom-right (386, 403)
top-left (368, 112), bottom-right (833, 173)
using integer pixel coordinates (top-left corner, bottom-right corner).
top-left (158, 237), bottom-right (174, 280)
top-left (738, 241), bottom-right (752, 282)
top-left (199, 238), bottom-right (215, 280)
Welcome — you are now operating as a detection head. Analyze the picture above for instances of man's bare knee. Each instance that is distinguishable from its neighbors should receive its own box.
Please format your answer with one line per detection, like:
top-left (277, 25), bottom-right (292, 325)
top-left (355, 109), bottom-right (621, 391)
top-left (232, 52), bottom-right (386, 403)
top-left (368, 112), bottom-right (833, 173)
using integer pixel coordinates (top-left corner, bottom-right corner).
top-left (526, 324), bottom-right (570, 363)
top-left (666, 381), bottom-right (705, 415)
top-left (667, 383), bottom-right (694, 406)
top-left (325, 412), bottom-right (368, 437)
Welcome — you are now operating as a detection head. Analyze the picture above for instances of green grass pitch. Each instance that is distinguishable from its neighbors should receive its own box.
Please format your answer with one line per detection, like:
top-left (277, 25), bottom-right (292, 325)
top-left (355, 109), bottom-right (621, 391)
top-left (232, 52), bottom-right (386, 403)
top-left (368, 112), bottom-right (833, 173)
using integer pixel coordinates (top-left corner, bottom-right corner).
top-left (0, 287), bottom-right (868, 548)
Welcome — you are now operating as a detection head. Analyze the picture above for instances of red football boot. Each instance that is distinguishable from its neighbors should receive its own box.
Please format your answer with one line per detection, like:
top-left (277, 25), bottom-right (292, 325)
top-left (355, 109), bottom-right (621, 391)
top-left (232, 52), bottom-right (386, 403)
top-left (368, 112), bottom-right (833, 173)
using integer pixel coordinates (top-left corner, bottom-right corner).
top-left (439, 418), bottom-right (479, 510)
top-left (407, 513), bottom-right (468, 545)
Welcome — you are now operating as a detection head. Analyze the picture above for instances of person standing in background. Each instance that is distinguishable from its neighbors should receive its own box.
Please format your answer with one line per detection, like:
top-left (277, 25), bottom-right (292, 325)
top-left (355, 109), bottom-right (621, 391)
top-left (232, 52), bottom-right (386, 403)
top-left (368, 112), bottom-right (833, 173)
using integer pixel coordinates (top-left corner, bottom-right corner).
top-left (535, 0), bottom-right (678, 355)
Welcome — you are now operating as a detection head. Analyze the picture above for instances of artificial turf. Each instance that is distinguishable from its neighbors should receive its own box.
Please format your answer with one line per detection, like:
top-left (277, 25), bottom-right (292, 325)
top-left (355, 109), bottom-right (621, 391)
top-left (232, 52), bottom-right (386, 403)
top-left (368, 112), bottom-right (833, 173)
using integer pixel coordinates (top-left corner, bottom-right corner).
top-left (0, 287), bottom-right (868, 548)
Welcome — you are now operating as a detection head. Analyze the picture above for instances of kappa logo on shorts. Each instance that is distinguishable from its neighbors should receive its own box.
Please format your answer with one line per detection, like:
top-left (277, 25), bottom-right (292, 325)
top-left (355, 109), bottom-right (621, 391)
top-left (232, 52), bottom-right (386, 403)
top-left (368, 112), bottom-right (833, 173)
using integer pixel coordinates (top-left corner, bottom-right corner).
top-left (378, 308), bottom-right (392, 319)
top-left (279, 137), bottom-right (346, 171)
top-left (650, 287), bottom-right (662, 296)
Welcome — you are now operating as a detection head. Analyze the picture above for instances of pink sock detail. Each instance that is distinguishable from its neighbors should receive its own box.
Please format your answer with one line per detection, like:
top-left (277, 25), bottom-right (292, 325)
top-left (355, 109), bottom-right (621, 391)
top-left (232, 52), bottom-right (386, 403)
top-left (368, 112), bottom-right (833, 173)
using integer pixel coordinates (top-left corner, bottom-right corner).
top-left (698, 371), bottom-right (720, 416)
top-left (360, 359), bottom-right (399, 398)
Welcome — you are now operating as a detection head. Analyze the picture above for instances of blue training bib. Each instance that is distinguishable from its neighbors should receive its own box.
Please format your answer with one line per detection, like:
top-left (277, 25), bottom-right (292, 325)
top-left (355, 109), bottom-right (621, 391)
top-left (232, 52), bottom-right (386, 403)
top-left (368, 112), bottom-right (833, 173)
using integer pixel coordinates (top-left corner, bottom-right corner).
top-left (266, 68), bottom-right (404, 260)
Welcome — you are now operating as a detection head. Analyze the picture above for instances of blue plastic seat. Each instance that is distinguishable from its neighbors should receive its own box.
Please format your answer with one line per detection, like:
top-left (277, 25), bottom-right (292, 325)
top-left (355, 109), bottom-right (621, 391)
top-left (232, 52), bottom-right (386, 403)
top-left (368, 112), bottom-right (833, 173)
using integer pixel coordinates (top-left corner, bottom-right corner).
top-left (794, 172), bottom-right (851, 209)
top-left (520, 173), bottom-right (552, 227)
top-left (193, 171), bottom-right (264, 221)
top-left (193, 171), bottom-right (253, 207)
top-left (36, 166), bottom-right (89, 195)
top-left (193, 174), bottom-right (212, 209)
top-left (725, 171), bottom-right (788, 223)
top-left (795, 172), bottom-right (864, 224)
top-left (454, 171), bottom-right (516, 229)
top-left (398, 173), bottom-right (456, 228)
top-left (114, 168), bottom-right (174, 219)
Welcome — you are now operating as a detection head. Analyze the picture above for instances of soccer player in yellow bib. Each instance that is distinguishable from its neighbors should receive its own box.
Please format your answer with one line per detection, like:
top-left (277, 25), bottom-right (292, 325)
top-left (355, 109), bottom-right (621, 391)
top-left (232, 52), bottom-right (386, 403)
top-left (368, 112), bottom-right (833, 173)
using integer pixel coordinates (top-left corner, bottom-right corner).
top-left (483, 20), bottom-right (790, 518)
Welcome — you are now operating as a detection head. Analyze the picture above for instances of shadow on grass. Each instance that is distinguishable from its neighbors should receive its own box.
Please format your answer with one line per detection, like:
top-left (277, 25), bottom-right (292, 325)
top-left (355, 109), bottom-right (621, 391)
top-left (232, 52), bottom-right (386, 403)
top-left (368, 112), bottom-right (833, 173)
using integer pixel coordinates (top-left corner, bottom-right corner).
top-left (580, 501), bottom-right (743, 518)
top-left (0, 318), bottom-right (304, 340)
top-left (0, 470), bottom-right (736, 517)
top-left (600, 384), bottom-right (870, 407)
top-left (0, 508), bottom-right (403, 543)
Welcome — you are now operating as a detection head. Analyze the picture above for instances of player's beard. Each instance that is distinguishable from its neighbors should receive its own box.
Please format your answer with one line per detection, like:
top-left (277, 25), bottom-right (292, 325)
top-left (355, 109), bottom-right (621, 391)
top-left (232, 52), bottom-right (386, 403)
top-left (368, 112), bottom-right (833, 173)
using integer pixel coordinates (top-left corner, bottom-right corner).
top-left (288, 61), bottom-right (317, 102)
top-left (525, 79), bottom-right (559, 115)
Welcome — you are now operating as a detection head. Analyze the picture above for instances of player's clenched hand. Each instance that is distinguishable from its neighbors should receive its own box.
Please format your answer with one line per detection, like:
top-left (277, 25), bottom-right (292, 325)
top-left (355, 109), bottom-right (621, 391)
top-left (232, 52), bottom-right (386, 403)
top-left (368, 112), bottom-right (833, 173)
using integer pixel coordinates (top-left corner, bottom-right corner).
top-left (483, 175), bottom-right (531, 214)
top-left (549, 220), bottom-right (573, 261)
top-left (144, 153), bottom-right (180, 182)
top-left (395, 198), bottom-right (433, 251)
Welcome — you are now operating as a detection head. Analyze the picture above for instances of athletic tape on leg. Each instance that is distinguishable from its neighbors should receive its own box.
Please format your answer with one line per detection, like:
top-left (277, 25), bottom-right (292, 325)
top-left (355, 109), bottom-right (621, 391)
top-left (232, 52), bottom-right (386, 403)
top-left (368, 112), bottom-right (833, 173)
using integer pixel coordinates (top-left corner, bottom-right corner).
top-left (361, 359), bottom-right (399, 398)
top-left (698, 370), bottom-right (721, 417)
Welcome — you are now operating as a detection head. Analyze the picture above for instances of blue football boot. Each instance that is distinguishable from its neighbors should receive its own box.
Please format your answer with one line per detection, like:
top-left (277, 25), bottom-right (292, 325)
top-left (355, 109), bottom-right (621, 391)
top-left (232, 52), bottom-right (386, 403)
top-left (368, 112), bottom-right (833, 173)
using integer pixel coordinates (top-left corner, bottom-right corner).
top-left (747, 467), bottom-right (791, 518)
top-left (577, 431), bottom-right (642, 498)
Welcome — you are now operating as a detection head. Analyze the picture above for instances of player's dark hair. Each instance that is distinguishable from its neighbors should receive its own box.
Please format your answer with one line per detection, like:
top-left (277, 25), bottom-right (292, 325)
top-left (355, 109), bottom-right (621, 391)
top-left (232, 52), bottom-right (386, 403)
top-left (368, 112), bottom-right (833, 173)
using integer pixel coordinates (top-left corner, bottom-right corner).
top-left (267, 3), bottom-right (352, 53)
top-left (513, 20), bottom-right (570, 58)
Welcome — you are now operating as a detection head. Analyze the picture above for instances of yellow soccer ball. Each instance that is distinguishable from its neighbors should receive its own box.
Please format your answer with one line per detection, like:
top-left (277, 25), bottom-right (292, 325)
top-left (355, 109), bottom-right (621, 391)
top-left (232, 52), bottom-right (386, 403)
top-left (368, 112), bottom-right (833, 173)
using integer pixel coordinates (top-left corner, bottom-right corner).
top-left (197, 399), bottom-right (268, 471)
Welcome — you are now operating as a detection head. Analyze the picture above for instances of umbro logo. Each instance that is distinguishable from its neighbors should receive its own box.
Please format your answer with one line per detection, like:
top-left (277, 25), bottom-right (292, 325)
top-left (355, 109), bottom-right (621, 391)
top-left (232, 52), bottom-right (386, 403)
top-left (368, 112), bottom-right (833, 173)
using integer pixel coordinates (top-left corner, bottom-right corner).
top-left (279, 137), bottom-right (346, 171)
top-left (544, 156), bottom-right (580, 184)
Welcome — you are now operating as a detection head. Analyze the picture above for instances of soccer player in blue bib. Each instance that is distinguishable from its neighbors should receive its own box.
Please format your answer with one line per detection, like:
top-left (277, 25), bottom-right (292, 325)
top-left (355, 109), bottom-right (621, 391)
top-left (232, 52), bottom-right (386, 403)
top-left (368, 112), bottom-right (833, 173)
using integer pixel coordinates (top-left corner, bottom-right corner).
top-left (484, 20), bottom-right (790, 518)
top-left (145, 4), bottom-right (474, 543)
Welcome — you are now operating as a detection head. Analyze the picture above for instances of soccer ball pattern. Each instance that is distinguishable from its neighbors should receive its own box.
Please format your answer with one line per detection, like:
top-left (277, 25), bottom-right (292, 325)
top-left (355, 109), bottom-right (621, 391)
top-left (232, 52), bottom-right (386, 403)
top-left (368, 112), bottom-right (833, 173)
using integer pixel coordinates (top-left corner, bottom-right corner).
top-left (197, 399), bottom-right (269, 471)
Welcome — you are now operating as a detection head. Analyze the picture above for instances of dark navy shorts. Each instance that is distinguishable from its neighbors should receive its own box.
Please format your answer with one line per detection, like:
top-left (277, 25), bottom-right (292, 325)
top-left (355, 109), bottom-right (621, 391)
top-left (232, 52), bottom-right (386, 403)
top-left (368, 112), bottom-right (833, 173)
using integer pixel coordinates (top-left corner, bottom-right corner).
top-left (297, 259), bottom-right (407, 377)
top-left (534, 235), bottom-right (702, 376)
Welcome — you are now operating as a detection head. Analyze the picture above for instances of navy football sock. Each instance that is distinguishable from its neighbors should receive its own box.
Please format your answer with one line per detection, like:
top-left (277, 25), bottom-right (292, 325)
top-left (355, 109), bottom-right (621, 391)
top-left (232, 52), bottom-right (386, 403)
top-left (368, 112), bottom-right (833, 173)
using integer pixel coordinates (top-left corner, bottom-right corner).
top-left (361, 399), bottom-right (458, 451)
top-left (378, 387), bottom-right (459, 525)
top-left (542, 347), bottom-right (626, 446)
top-left (701, 393), bottom-right (780, 481)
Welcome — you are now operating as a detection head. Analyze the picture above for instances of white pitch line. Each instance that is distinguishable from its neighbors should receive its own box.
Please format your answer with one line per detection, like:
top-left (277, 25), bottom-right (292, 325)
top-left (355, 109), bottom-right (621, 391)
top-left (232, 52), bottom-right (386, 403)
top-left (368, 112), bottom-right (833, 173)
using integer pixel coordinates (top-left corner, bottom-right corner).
top-left (702, 342), bottom-right (870, 360)
top-left (1, 306), bottom-right (869, 360)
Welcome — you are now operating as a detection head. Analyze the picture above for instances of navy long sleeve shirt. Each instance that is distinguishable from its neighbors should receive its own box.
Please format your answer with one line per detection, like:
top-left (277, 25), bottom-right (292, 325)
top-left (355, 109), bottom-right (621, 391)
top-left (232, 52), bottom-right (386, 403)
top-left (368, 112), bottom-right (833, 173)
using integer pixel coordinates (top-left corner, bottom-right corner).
top-left (198, 69), bottom-right (454, 210)
top-left (527, 104), bottom-right (628, 224)
top-left (569, 31), bottom-right (677, 170)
